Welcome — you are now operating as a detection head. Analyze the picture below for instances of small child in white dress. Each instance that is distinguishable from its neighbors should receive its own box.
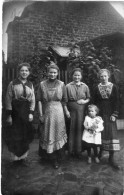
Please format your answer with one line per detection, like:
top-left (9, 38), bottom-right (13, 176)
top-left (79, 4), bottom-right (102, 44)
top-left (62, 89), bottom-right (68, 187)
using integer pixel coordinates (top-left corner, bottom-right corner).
top-left (82, 104), bottom-right (104, 164)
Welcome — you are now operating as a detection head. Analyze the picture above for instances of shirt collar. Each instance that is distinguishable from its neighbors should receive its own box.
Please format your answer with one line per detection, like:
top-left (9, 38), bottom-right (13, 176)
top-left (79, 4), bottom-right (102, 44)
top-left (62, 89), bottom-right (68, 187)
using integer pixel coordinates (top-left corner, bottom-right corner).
top-left (13, 78), bottom-right (32, 89)
top-left (70, 81), bottom-right (84, 86)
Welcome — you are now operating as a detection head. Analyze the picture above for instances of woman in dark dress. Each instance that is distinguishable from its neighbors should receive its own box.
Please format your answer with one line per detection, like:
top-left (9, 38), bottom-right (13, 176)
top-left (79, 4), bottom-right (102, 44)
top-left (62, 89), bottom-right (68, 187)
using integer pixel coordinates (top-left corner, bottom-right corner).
top-left (66, 68), bottom-right (90, 158)
top-left (37, 63), bottom-right (70, 169)
top-left (5, 63), bottom-right (35, 164)
top-left (93, 69), bottom-right (120, 169)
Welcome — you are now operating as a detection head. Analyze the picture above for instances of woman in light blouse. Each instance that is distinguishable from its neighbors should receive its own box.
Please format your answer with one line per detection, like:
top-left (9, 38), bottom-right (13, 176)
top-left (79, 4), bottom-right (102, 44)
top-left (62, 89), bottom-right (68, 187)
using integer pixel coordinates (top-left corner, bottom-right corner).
top-left (66, 68), bottom-right (90, 158)
top-left (5, 63), bottom-right (35, 164)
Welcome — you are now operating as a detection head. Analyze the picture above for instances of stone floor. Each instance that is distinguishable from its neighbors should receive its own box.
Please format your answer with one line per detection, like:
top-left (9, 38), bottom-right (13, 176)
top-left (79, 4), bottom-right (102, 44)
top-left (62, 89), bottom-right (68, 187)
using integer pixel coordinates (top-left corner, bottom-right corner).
top-left (1, 130), bottom-right (124, 195)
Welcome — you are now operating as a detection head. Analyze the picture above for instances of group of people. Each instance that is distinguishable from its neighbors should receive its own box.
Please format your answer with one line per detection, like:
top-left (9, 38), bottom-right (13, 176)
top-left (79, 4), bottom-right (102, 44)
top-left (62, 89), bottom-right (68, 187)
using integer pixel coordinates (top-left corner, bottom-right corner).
top-left (5, 62), bottom-right (120, 170)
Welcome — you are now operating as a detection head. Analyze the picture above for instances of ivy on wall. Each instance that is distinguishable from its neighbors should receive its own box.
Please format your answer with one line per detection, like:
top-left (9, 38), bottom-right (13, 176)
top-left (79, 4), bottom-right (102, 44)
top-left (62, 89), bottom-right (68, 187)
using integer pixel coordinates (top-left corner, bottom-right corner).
top-left (67, 40), bottom-right (122, 96)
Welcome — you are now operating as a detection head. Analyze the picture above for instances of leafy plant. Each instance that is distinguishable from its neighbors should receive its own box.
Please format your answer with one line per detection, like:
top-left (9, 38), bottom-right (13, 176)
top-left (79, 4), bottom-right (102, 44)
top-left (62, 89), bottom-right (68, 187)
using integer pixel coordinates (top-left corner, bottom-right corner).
top-left (68, 40), bottom-right (122, 95)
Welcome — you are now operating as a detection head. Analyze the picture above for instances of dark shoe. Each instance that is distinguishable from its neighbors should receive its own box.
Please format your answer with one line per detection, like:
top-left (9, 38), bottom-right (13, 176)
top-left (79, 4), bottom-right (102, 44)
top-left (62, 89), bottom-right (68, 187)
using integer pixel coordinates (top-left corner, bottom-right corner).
top-left (108, 158), bottom-right (120, 170)
top-left (68, 152), bottom-right (75, 158)
top-left (11, 160), bottom-right (22, 167)
top-left (75, 153), bottom-right (82, 159)
top-left (22, 158), bottom-right (30, 167)
top-left (53, 161), bottom-right (59, 169)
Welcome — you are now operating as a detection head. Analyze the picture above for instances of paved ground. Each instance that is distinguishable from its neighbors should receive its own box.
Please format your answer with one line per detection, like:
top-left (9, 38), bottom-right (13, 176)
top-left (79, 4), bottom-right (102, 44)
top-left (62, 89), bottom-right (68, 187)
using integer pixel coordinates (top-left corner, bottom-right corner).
top-left (1, 130), bottom-right (124, 195)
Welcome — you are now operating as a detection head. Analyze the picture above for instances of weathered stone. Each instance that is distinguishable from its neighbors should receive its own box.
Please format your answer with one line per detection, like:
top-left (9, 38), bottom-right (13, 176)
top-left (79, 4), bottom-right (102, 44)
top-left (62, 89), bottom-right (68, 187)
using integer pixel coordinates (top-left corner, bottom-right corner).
top-left (64, 172), bottom-right (77, 182)
top-left (2, 130), bottom-right (124, 195)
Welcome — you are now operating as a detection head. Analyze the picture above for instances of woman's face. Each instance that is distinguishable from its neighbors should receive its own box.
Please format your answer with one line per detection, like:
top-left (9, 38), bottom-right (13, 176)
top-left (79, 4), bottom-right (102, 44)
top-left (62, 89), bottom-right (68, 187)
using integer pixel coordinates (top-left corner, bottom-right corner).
top-left (73, 71), bottom-right (82, 83)
top-left (19, 66), bottom-right (30, 80)
top-left (48, 68), bottom-right (58, 80)
top-left (100, 71), bottom-right (109, 84)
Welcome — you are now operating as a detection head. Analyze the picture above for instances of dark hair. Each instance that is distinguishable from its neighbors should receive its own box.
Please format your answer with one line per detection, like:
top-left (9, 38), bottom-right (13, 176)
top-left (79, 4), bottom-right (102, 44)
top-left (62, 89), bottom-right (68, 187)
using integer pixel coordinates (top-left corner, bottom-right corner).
top-left (17, 63), bottom-right (31, 72)
top-left (71, 68), bottom-right (82, 77)
top-left (47, 61), bottom-right (59, 72)
top-left (88, 104), bottom-right (99, 115)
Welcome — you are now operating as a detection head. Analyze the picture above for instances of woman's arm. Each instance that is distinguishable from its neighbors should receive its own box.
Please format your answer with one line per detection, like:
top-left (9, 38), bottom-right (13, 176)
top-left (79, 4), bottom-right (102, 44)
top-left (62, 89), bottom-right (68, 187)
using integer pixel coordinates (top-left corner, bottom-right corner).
top-left (38, 101), bottom-right (44, 123)
top-left (62, 83), bottom-right (70, 118)
top-left (5, 81), bottom-right (13, 125)
top-left (63, 105), bottom-right (70, 118)
top-left (110, 84), bottom-right (119, 122)
top-left (29, 85), bottom-right (35, 122)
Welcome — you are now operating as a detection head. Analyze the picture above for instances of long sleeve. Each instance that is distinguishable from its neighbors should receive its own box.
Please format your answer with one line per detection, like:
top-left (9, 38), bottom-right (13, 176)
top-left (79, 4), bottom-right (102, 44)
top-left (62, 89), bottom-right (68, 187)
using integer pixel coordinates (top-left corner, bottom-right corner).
top-left (95, 117), bottom-right (104, 132)
top-left (5, 81), bottom-right (13, 111)
top-left (85, 85), bottom-right (90, 99)
top-left (61, 83), bottom-right (68, 106)
top-left (83, 116), bottom-right (91, 129)
top-left (36, 83), bottom-right (43, 102)
top-left (112, 85), bottom-right (119, 118)
top-left (30, 85), bottom-right (35, 112)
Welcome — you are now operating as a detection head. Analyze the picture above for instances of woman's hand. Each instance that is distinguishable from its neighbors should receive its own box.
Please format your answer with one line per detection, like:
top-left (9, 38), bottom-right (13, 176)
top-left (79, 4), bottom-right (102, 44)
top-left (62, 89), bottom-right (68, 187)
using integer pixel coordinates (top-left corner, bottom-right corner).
top-left (66, 110), bottom-right (71, 119)
top-left (39, 115), bottom-right (44, 124)
top-left (6, 115), bottom-right (12, 126)
top-left (77, 99), bottom-right (86, 105)
top-left (110, 115), bottom-right (116, 122)
top-left (29, 114), bottom-right (33, 122)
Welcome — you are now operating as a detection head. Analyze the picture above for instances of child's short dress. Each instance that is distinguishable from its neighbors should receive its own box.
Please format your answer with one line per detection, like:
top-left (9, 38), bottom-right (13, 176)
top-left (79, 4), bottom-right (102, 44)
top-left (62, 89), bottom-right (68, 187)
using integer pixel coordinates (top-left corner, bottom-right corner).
top-left (82, 115), bottom-right (104, 145)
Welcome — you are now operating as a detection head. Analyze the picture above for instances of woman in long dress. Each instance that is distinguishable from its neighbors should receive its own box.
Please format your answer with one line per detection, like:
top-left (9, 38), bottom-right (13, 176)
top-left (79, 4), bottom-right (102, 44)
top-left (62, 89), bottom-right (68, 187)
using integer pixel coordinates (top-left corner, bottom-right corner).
top-left (5, 63), bottom-right (35, 164)
top-left (66, 68), bottom-right (90, 158)
top-left (37, 63), bottom-right (70, 169)
top-left (93, 69), bottom-right (120, 169)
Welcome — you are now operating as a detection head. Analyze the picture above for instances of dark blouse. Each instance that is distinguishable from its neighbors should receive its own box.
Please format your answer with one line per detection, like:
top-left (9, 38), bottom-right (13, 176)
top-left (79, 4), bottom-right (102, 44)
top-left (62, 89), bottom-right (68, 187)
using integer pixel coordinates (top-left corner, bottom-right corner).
top-left (93, 82), bottom-right (119, 117)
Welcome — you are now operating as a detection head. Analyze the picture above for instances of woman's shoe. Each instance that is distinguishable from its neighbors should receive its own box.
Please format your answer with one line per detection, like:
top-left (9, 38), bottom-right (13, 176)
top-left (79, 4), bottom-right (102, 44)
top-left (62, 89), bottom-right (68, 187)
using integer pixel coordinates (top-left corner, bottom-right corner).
top-left (108, 158), bottom-right (120, 170)
top-left (75, 153), bottom-right (82, 159)
top-left (22, 158), bottom-right (30, 167)
top-left (53, 161), bottom-right (59, 169)
top-left (88, 157), bottom-right (92, 164)
top-left (95, 157), bottom-right (100, 164)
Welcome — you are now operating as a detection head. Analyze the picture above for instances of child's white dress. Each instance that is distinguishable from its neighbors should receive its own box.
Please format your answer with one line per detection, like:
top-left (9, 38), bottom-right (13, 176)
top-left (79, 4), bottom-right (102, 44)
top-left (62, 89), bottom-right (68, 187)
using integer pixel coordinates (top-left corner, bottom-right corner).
top-left (82, 116), bottom-right (104, 145)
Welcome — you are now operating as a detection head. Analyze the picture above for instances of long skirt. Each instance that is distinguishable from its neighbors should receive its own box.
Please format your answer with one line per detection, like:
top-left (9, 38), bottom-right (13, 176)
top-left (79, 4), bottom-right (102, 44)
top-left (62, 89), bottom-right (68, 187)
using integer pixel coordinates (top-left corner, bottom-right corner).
top-left (102, 114), bottom-right (120, 151)
top-left (39, 101), bottom-right (67, 156)
top-left (67, 101), bottom-right (86, 154)
top-left (5, 99), bottom-right (34, 158)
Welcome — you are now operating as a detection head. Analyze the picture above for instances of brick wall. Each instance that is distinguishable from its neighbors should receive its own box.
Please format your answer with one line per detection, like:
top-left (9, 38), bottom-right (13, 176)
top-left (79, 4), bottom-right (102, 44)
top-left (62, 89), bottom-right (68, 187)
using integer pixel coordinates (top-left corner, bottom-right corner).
top-left (6, 1), bottom-right (124, 64)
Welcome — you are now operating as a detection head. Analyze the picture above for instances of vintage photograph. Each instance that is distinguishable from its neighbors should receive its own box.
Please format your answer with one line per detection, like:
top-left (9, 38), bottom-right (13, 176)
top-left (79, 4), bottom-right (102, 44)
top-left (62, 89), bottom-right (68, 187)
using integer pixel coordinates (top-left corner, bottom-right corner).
top-left (2, 1), bottom-right (124, 194)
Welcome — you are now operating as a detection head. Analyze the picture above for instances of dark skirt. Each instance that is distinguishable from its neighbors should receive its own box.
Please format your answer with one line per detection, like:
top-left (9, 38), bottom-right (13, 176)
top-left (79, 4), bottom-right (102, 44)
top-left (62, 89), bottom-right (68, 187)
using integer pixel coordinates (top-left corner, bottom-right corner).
top-left (5, 99), bottom-right (34, 157)
top-left (102, 115), bottom-right (120, 151)
top-left (67, 101), bottom-right (86, 154)
top-left (38, 144), bottom-right (65, 162)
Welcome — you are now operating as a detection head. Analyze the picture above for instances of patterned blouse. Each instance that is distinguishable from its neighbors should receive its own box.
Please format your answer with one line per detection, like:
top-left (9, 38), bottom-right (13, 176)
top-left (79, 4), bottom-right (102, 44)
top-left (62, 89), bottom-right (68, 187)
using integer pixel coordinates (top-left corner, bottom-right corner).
top-left (66, 81), bottom-right (90, 101)
top-left (36, 79), bottom-right (67, 106)
top-left (93, 82), bottom-right (119, 118)
top-left (5, 78), bottom-right (35, 111)
top-left (98, 82), bottom-right (113, 99)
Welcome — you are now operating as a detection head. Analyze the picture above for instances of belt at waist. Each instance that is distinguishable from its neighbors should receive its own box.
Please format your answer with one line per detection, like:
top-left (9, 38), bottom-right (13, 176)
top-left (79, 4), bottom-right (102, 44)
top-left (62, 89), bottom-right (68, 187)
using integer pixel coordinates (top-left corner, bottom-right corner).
top-left (68, 100), bottom-right (77, 102)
